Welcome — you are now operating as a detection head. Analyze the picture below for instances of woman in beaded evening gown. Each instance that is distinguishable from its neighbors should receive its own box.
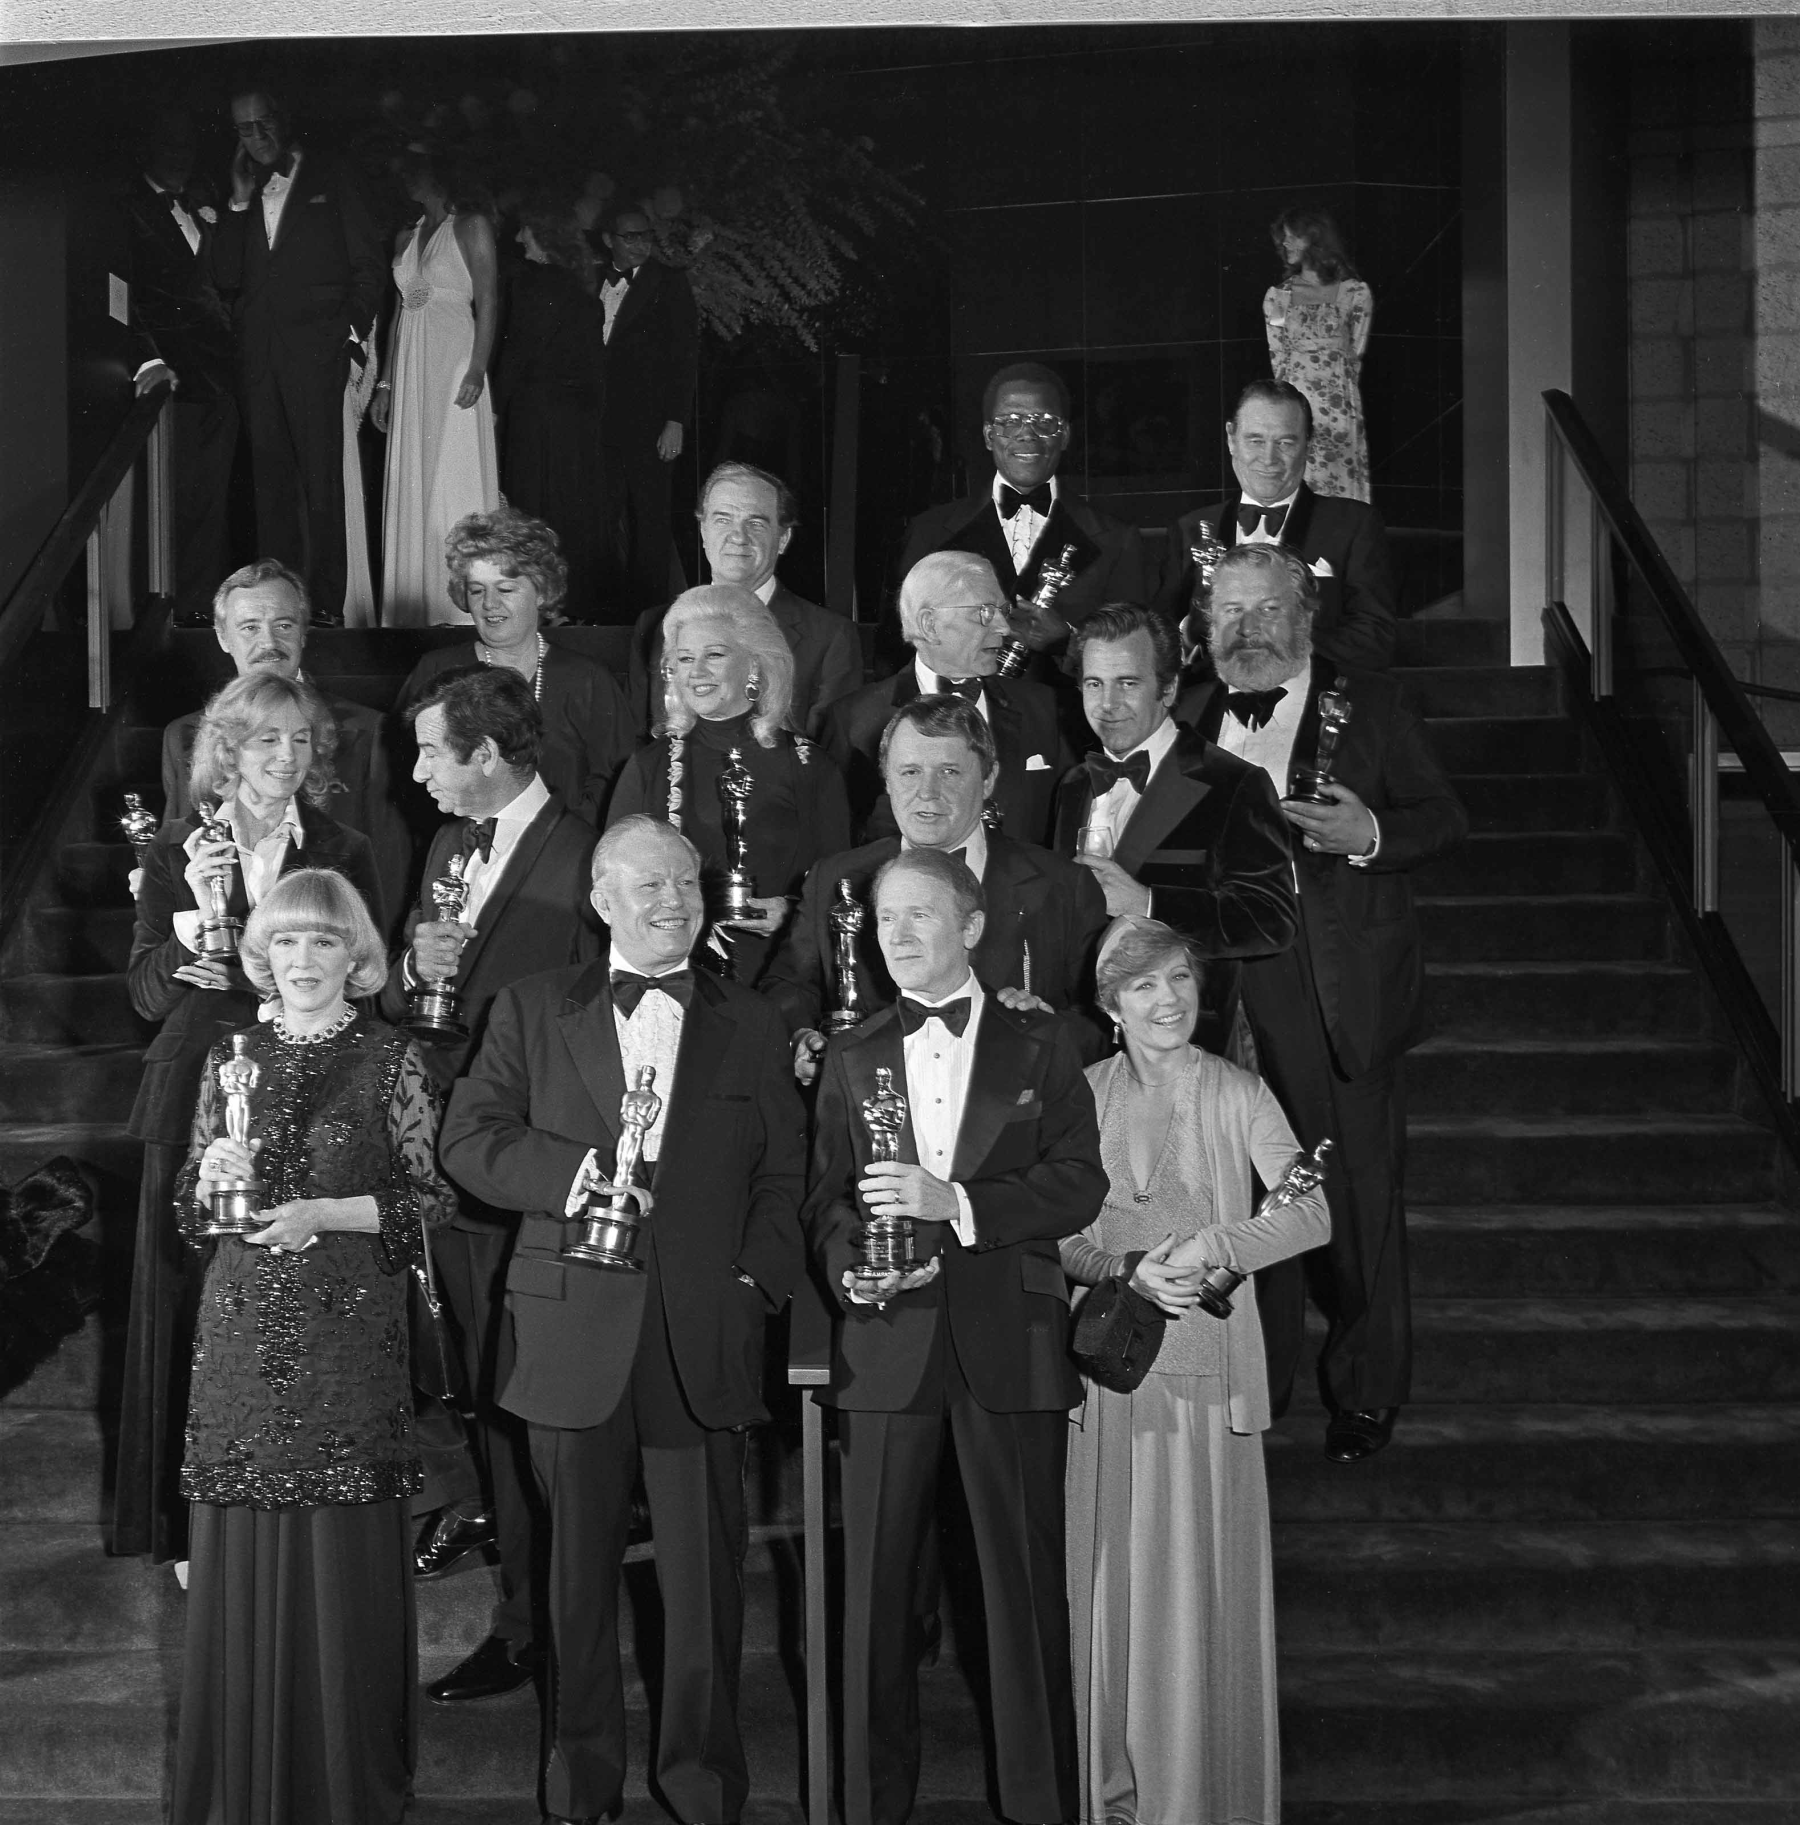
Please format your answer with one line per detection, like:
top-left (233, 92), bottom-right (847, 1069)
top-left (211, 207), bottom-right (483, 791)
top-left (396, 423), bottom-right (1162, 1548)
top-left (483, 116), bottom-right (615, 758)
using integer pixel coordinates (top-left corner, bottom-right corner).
top-left (608, 584), bottom-right (850, 986)
top-left (1061, 917), bottom-right (1329, 1825)
top-left (376, 153), bottom-right (500, 626)
top-left (1263, 206), bottom-right (1373, 503)
top-left (169, 869), bottom-right (456, 1825)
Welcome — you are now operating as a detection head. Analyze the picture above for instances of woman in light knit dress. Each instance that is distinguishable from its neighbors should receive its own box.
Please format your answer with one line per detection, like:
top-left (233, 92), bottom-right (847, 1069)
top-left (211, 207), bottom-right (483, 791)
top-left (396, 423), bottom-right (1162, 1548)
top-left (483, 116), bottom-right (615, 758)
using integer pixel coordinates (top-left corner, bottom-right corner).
top-left (1061, 916), bottom-right (1330, 1825)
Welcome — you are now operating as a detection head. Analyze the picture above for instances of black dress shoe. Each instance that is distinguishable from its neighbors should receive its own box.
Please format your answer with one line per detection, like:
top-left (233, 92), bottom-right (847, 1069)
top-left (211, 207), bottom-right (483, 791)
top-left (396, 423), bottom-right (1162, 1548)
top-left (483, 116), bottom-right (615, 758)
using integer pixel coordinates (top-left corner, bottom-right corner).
top-left (1325, 1407), bottom-right (1399, 1464)
top-left (414, 1507), bottom-right (497, 1580)
top-left (427, 1634), bottom-right (540, 1703)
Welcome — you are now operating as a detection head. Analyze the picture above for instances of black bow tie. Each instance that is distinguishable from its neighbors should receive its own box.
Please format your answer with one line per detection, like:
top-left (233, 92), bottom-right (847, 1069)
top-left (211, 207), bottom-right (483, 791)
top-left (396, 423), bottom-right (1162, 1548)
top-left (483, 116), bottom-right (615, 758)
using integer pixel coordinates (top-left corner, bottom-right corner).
top-left (934, 675), bottom-right (983, 702)
top-left (461, 818), bottom-right (496, 862)
top-left (1085, 750), bottom-right (1151, 796)
top-left (611, 968), bottom-right (694, 1015)
top-left (999, 482), bottom-right (1052, 520)
top-left (606, 267), bottom-right (633, 285)
top-left (1237, 501), bottom-right (1289, 538)
top-left (898, 995), bottom-right (970, 1038)
top-left (1226, 687), bottom-right (1287, 730)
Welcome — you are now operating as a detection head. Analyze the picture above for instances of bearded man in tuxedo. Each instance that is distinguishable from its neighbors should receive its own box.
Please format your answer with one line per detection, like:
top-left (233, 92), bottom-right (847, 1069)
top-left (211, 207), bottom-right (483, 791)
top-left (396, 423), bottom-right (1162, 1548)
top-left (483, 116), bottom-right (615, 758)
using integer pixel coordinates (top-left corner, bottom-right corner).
top-left (804, 845), bottom-right (1105, 1825)
top-left (1156, 379), bottom-right (1397, 673)
top-left (896, 362), bottom-right (1149, 664)
top-left (440, 815), bottom-right (805, 1825)
top-left (1184, 543), bottom-right (1466, 1460)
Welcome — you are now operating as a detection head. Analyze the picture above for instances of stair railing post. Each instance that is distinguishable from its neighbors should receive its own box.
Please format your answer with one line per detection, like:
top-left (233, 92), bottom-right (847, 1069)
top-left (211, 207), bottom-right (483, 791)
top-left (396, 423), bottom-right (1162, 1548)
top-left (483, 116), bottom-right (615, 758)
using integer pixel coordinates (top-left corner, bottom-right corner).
top-left (1785, 853), bottom-right (1800, 1100)
top-left (147, 390), bottom-right (174, 602)
top-left (1589, 512), bottom-right (1614, 700)
top-left (1690, 680), bottom-right (1718, 913)
top-left (85, 512), bottom-right (113, 711)
top-left (1544, 408), bottom-right (1566, 617)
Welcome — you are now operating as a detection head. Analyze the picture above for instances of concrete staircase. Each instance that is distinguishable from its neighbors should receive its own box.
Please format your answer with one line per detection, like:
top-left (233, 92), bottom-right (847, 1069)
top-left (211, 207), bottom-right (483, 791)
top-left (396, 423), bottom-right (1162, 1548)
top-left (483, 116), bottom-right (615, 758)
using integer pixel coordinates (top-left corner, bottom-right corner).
top-left (2, 618), bottom-right (1798, 1821)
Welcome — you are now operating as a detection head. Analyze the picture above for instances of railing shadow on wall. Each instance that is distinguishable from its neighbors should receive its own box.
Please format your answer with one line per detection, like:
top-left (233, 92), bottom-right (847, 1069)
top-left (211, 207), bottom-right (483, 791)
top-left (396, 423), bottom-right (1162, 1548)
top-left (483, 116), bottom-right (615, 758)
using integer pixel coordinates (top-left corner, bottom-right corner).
top-left (0, 380), bottom-right (174, 954)
top-left (1541, 386), bottom-right (1800, 1165)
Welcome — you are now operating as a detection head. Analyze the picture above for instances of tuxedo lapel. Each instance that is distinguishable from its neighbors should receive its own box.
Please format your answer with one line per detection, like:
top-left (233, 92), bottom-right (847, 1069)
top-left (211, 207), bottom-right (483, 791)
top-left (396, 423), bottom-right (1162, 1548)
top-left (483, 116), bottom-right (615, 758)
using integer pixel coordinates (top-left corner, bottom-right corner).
top-left (1190, 678), bottom-right (1227, 744)
top-left (1016, 496), bottom-right (1101, 600)
top-left (985, 682), bottom-right (1024, 774)
top-left (658, 973), bottom-right (731, 1138)
top-left (1053, 766), bottom-right (1094, 856)
top-left (940, 493), bottom-right (1019, 590)
top-left (1280, 483), bottom-right (1319, 555)
top-left (1116, 730), bottom-right (1209, 875)
top-left (455, 798), bottom-right (564, 987)
top-left (608, 261), bottom-right (657, 341)
top-left (841, 1010), bottom-right (919, 1168)
top-left (951, 1003), bottom-right (1039, 1182)
top-left (555, 963), bottom-right (626, 1151)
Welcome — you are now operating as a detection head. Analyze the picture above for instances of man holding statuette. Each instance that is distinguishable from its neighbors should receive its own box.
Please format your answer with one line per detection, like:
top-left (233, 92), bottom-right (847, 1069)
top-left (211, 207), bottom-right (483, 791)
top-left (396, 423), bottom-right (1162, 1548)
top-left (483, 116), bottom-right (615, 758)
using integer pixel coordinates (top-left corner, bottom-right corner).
top-left (440, 816), bottom-right (805, 1825)
top-left (802, 845), bottom-right (1105, 1825)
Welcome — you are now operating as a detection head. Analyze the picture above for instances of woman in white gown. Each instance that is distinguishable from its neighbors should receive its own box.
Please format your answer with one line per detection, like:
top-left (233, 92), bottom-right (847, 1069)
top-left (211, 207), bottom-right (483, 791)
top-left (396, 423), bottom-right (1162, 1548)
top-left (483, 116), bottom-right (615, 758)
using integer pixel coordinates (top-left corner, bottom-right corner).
top-left (374, 153), bottom-right (500, 626)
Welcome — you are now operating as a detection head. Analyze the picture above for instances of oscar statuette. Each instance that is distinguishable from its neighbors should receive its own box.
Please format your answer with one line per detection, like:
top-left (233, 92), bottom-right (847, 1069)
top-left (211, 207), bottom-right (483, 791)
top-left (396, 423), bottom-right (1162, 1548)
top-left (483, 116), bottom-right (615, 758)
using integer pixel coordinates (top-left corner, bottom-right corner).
top-left (121, 793), bottom-right (158, 869)
top-left (850, 1066), bottom-right (916, 1290)
top-left (824, 879), bottom-right (867, 1036)
top-left (1195, 1139), bottom-right (1334, 1318)
top-left (997, 541), bottom-right (1079, 674)
top-left (404, 853), bottom-right (472, 1042)
top-left (718, 748), bottom-right (757, 920)
top-left (192, 802), bottom-right (243, 959)
top-left (201, 1033), bottom-right (266, 1237)
top-left (1290, 690), bottom-right (1353, 805)
top-left (563, 1067), bottom-right (662, 1272)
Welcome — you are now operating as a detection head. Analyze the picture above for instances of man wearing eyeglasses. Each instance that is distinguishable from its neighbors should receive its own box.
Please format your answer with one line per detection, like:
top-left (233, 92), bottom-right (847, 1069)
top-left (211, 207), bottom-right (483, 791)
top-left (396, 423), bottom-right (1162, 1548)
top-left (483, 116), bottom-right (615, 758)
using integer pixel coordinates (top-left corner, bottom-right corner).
top-left (896, 362), bottom-right (1151, 660)
top-left (594, 208), bottom-right (699, 615)
top-left (209, 81), bottom-right (384, 628)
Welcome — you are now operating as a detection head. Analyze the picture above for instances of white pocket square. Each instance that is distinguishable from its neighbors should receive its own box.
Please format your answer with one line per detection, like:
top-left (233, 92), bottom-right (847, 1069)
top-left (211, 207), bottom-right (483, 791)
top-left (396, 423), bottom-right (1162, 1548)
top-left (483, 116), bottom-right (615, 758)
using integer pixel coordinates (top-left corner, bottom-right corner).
top-left (1310, 557), bottom-right (1335, 578)
top-left (1025, 754), bottom-right (1051, 771)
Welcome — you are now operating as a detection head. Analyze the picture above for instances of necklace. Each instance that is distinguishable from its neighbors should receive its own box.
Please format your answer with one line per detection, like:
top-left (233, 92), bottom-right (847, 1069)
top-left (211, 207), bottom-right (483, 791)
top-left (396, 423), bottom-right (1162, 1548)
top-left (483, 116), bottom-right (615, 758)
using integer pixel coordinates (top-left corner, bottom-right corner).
top-left (273, 1004), bottom-right (356, 1046)
top-left (477, 633), bottom-right (545, 703)
top-left (665, 732), bottom-right (686, 829)
top-left (1120, 1051), bottom-right (1193, 1204)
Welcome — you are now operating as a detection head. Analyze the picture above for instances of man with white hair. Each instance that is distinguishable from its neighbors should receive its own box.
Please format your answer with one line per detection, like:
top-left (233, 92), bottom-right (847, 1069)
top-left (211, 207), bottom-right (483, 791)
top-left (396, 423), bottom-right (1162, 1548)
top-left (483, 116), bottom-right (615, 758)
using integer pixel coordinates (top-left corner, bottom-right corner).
top-left (441, 814), bottom-right (805, 1825)
top-left (821, 549), bottom-right (1068, 843)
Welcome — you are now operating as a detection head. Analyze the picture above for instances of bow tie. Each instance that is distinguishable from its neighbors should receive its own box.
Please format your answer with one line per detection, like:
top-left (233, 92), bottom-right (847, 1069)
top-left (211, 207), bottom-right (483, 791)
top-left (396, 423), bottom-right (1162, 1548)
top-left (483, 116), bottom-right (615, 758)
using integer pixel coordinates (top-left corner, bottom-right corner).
top-left (611, 968), bottom-right (694, 1015)
top-left (898, 995), bottom-right (970, 1038)
top-left (1237, 502), bottom-right (1289, 538)
top-left (1085, 750), bottom-right (1151, 796)
top-left (999, 482), bottom-right (1052, 520)
top-left (1226, 687), bottom-right (1287, 730)
top-left (461, 818), bottom-right (497, 862)
top-left (934, 675), bottom-right (983, 702)
top-left (605, 267), bottom-right (633, 286)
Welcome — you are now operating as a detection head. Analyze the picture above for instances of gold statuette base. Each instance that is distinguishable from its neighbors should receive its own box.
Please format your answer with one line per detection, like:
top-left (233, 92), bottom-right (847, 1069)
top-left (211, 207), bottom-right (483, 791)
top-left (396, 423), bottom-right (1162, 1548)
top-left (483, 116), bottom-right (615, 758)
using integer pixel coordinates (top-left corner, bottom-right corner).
top-left (719, 870), bottom-right (758, 921)
top-left (850, 1215), bottom-right (918, 1287)
top-left (195, 918), bottom-right (242, 959)
top-left (202, 1179), bottom-right (264, 1238)
top-left (564, 1192), bottom-right (648, 1272)
top-left (403, 986), bottom-right (469, 1043)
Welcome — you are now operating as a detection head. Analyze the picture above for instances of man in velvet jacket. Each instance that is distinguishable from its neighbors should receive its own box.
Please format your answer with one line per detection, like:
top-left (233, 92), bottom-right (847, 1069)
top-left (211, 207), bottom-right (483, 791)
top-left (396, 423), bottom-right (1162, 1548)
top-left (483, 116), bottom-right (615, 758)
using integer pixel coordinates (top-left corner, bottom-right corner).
top-left (440, 816), bottom-right (805, 1825)
top-left (378, 665), bottom-right (601, 1708)
top-left (895, 361), bottom-right (1150, 662)
top-left (210, 82), bottom-right (385, 627)
top-left (821, 551), bottom-right (1070, 845)
top-left (1051, 602), bottom-right (1298, 1056)
top-left (1155, 380), bottom-right (1398, 674)
top-left (1186, 543), bottom-right (1467, 1464)
top-left (803, 844), bottom-right (1105, 1825)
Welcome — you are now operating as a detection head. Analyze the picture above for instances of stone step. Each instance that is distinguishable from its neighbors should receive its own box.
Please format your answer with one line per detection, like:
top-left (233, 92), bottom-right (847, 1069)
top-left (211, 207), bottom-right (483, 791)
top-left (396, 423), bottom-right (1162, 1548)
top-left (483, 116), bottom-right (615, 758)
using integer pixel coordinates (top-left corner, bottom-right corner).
top-left (1452, 772), bottom-right (1613, 835)
top-left (0, 1046), bottom-right (144, 1125)
top-left (1406, 1205), bottom-right (1800, 1300)
top-left (1418, 895), bottom-right (1668, 964)
top-left (0, 1411), bottom-right (106, 1524)
top-left (1395, 664), bottom-right (1562, 720)
top-left (1418, 832), bottom-right (1637, 897)
top-left (1425, 716), bottom-right (1581, 775)
top-left (52, 845), bottom-right (135, 910)
top-left (1426, 962), bottom-right (1709, 1041)
top-left (0, 976), bottom-right (146, 1047)
top-left (0, 1124), bottom-right (140, 1188)
top-left (1394, 618), bottom-right (1510, 668)
top-left (1406, 1116), bottom-right (1776, 1205)
top-left (20, 907), bottom-right (137, 976)
top-left (1404, 1038), bottom-right (1736, 1119)
top-left (2, 1316), bottom-right (113, 1412)
top-left (1263, 1403), bottom-right (1800, 1525)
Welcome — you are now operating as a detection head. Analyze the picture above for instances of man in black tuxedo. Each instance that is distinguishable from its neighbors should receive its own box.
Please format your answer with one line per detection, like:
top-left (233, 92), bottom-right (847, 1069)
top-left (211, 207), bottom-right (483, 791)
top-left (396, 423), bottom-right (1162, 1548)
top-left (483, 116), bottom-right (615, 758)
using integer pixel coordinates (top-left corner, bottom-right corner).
top-left (597, 209), bottom-right (700, 613)
top-left (626, 461), bottom-right (862, 735)
top-left (1051, 602), bottom-right (1298, 1055)
top-left (1186, 544), bottom-right (1466, 1461)
top-left (440, 815), bottom-right (805, 1825)
top-left (159, 560), bottom-right (408, 928)
top-left (765, 693), bottom-right (1108, 1083)
top-left (895, 361), bottom-right (1150, 662)
top-left (379, 665), bottom-right (602, 1705)
top-left (1156, 380), bottom-right (1398, 674)
top-left (210, 82), bottom-right (384, 627)
top-left (822, 551), bottom-right (1069, 845)
top-left (804, 845), bottom-right (1105, 1825)
top-left (118, 106), bottom-right (238, 624)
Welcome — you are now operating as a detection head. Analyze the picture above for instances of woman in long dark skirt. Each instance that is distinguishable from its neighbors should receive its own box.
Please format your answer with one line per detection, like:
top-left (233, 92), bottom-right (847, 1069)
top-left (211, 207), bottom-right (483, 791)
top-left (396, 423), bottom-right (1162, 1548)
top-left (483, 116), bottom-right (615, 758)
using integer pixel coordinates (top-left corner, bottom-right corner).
top-left (171, 867), bottom-right (455, 1824)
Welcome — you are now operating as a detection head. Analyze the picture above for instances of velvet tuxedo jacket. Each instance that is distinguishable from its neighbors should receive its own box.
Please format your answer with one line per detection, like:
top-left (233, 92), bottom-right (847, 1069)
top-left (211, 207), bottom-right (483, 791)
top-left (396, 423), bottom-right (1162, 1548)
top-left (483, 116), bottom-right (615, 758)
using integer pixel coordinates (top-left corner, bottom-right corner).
top-left (208, 152), bottom-right (385, 380)
top-left (761, 832), bottom-right (1109, 1042)
top-left (1188, 660), bottom-right (1468, 1079)
top-left (125, 803), bottom-right (380, 1146)
top-left (802, 997), bottom-right (1103, 1415)
top-left (626, 581), bottom-right (864, 740)
top-left (439, 962), bottom-right (806, 1432)
top-left (116, 177), bottom-right (235, 400)
top-left (1156, 486), bottom-right (1399, 673)
top-left (598, 257), bottom-right (699, 450)
top-left (819, 667), bottom-right (1070, 846)
top-left (898, 485), bottom-right (1151, 629)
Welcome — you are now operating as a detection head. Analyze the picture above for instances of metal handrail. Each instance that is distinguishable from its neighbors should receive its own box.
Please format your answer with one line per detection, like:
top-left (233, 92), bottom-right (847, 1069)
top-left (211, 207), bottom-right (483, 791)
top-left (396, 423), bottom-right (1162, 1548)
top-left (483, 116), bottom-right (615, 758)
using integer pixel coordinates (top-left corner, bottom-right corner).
top-left (0, 379), bottom-right (173, 686)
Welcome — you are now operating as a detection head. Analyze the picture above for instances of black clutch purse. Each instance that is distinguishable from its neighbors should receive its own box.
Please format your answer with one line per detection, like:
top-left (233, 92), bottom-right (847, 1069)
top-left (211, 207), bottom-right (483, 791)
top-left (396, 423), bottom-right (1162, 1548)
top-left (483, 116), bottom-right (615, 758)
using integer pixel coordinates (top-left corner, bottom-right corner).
top-left (1071, 1266), bottom-right (1167, 1393)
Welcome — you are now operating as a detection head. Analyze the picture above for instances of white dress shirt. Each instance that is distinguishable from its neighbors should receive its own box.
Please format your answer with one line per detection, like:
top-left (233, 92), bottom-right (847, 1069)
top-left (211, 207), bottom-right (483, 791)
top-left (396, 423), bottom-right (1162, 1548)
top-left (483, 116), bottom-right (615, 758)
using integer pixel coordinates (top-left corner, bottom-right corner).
top-left (148, 174), bottom-right (201, 255)
top-left (1234, 487), bottom-right (1300, 546)
top-left (458, 775), bottom-right (550, 927)
top-left (911, 655), bottom-right (992, 727)
top-left (171, 796), bottom-right (302, 953)
top-left (899, 969), bottom-right (982, 1247)
top-left (600, 269), bottom-right (631, 343)
top-left (1087, 713), bottom-right (1181, 852)
top-left (992, 472), bottom-right (1059, 577)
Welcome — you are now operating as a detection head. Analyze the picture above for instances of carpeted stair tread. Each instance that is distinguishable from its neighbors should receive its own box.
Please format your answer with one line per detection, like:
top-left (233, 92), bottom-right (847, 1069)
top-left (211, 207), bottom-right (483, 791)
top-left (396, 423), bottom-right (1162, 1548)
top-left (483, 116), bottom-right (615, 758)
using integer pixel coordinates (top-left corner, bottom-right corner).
top-left (1394, 618), bottom-right (1510, 668)
top-left (0, 1528), bottom-right (180, 1652)
top-left (1418, 894), bottom-right (1669, 963)
top-left (1405, 1036), bottom-right (1735, 1118)
top-left (1425, 961), bottom-right (1708, 1039)
top-left (1422, 716), bottom-right (1580, 774)
top-left (1417, 832), bottom-right (1636, 896)
top-left (1393, 665), bottom-right (1562, 719)
top-left (20, 908), bottom-right (137, 975)
top-left (0, 1410), bottom-right (105, 1523)
top-left (0, 1044), bottom-right (146, 1124)
top-left (1, 1314), bottom-right (114, 1410)
top-left (1282, 1805), bottom-right (1800, 1824)
top-left (0, 1122), bottom-right (139, 1185)
top-left (50, 845), bottom-right (135, 908)
top-left (0, 974), bottom-right (147, 1046)
top-left (1450, 772), bottom-right (1612, 834)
